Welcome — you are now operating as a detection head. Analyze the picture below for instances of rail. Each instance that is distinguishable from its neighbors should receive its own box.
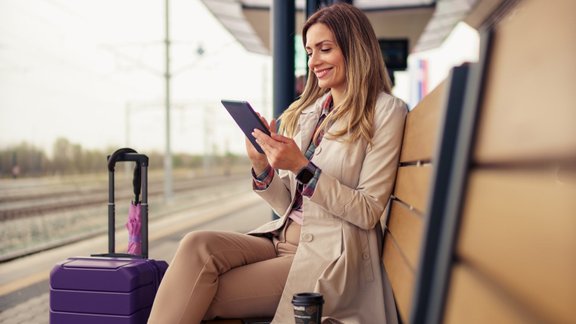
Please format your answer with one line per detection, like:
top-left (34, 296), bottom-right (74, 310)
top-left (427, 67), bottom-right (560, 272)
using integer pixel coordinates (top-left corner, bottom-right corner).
top-left (0, 169), bottom-right (253, 263)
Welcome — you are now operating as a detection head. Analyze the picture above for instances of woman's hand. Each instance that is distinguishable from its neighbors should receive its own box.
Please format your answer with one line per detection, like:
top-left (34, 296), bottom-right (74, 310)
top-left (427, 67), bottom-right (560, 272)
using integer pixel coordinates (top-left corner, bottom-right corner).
top-left (253, 119), bottom-right (309, 174)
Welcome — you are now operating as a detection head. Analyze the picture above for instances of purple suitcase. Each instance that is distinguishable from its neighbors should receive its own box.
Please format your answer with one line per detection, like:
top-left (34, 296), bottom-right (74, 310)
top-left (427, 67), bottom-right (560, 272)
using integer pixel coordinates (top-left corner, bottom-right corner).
top-left (50, 149), bottom-right (168, 324)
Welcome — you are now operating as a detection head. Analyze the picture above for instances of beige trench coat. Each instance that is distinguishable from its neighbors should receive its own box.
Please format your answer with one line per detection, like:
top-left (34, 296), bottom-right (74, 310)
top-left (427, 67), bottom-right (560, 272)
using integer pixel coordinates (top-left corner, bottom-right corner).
top-left (249, 92), bottom-right (407, 324)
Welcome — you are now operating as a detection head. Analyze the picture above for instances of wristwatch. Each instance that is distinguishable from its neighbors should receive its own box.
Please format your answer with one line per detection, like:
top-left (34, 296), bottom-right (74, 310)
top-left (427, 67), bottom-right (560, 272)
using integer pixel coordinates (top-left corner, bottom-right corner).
top-left (296, 163), bottom-right (315, 185)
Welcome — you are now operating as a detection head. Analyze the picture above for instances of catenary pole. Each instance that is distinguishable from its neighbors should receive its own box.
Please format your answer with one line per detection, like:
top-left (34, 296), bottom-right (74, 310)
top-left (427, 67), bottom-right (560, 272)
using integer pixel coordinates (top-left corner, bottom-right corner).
top-left (164, 0), bottom-right (173, 201)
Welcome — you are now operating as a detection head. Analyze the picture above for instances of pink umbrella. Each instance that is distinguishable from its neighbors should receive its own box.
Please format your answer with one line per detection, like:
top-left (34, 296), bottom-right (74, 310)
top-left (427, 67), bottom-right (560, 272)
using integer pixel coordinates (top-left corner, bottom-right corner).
top-left (126, 201), bottom-right (142, 255)
top-left (125, 152), bottom-right (143, 256)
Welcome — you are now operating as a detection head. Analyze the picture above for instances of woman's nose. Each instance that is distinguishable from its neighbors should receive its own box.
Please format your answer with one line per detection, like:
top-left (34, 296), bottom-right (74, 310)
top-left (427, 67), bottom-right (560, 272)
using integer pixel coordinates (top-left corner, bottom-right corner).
top-left (308, 52), bottom-right (318, 69)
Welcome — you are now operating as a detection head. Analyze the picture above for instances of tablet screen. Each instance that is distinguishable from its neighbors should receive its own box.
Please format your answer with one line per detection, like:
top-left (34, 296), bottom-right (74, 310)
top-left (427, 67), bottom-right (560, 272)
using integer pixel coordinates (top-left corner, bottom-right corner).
top-left (221, 100), bottom-right (270, 154)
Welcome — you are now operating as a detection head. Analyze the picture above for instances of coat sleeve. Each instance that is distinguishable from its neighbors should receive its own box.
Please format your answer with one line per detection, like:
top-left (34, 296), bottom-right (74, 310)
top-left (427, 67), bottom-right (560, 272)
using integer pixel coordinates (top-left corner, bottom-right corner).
top-left (308, 96), bottom-right (407, 230)
top-left (253, 168), bottom-right (293, 217)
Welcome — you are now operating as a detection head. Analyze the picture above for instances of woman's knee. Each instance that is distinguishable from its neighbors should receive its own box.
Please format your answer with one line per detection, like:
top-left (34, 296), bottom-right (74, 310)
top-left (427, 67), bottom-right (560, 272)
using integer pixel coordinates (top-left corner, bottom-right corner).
top-left (177, 230), bottom-right (218, 256)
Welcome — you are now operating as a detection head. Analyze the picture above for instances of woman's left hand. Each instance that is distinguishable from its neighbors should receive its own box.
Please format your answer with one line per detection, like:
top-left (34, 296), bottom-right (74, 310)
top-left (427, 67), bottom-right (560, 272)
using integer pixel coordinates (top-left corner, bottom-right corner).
top-left (252, 119), bottom-right (309, 174)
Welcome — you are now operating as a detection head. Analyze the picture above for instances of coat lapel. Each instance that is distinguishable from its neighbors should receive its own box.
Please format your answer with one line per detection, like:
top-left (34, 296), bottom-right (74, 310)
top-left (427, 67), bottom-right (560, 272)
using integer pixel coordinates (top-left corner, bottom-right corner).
top-left (295, 95), bottom-right (326, 152)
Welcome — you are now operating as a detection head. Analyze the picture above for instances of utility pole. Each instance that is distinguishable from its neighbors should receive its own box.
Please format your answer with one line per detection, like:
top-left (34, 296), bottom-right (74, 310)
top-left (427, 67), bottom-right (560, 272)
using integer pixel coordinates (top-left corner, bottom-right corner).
top-left (164, 0), bottom-right (173, 201)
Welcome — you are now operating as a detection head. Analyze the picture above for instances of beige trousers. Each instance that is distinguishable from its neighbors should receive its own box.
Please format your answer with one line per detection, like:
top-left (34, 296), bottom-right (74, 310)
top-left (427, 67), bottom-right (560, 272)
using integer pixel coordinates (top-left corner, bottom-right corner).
top-left (148, 220), bottom-right (300, 324)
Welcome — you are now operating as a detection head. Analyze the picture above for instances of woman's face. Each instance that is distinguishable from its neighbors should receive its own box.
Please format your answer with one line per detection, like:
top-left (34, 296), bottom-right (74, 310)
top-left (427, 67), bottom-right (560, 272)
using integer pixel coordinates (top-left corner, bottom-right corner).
top-left (305, 23), bottom-right (346, 96)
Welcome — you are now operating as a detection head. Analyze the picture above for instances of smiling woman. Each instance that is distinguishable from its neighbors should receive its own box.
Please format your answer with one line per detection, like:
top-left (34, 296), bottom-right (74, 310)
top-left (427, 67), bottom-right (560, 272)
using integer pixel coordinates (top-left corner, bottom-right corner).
top-left (148, 3), bottom-right (407, 323)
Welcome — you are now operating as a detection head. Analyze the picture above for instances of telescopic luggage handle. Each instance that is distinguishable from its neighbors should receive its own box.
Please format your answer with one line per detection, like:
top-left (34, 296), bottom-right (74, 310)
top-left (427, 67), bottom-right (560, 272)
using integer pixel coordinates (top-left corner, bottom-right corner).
top-left (94, 148), bottom-right (150, 259)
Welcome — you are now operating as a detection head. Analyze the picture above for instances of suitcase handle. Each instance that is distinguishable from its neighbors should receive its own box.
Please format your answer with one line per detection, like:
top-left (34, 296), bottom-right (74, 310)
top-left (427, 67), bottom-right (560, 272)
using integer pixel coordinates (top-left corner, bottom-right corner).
top-left (95, 148), bottom-right (150, 259)
top-left (108, 148), bottom-right (144, 203)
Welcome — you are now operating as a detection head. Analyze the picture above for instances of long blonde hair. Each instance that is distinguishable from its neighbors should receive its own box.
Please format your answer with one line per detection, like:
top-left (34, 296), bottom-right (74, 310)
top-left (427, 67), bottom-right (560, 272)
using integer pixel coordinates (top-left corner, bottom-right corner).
top-left (278, 3), bottom-right (392, 144)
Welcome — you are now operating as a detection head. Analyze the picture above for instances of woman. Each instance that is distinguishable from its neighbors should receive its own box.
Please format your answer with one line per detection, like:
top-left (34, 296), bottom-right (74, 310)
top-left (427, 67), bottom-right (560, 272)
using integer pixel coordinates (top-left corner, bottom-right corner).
top-left (148, 3), bottom-right (406, 323)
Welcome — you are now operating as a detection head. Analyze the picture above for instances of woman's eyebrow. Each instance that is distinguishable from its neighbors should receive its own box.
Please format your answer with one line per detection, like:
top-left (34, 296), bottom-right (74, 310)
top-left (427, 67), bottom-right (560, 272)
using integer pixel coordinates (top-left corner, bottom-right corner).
top-left (305, 40), bottom-right (334, 50)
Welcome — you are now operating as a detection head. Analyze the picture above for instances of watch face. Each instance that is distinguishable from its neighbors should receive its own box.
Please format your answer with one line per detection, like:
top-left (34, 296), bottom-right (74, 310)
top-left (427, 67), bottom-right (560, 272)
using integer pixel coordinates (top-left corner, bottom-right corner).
top-left (297, 167), bottom-right (314, 184)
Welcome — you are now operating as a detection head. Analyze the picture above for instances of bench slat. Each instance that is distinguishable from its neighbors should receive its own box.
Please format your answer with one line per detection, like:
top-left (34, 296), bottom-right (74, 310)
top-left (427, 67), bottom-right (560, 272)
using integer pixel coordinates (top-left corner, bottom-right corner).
top-left (393, 165), bottom-right (432, 214)
top-left (382, 234), bottom-right (414, 323)
top-left (472, 0), bottom-right (576, 163)
top-left (444, 265), bottom-right (530, 324)
top-left (387, 200), bottom-right (424, 269)
top-left (399, 81), bottom-right (446, 164)
top-left (457, 169), bottom-right (576, 323)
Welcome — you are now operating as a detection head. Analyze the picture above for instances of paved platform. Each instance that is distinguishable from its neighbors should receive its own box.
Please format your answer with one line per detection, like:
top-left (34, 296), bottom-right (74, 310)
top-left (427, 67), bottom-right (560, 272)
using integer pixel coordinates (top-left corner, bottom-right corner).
top-left (0, 191), bottom-right (271, 324)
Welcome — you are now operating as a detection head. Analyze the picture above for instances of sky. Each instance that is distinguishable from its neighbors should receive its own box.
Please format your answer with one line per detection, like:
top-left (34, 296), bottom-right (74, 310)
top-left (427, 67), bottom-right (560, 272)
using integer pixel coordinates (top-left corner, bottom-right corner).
top-left (0, 0), bottom-right (272, 155)
top-left (0, 0), bottom-right (479, 156)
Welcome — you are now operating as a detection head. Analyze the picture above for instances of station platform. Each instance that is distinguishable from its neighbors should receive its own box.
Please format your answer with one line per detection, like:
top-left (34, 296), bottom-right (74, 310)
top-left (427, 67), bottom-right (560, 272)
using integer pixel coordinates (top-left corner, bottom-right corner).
top-left (0, 191), bottom-right (271, 324)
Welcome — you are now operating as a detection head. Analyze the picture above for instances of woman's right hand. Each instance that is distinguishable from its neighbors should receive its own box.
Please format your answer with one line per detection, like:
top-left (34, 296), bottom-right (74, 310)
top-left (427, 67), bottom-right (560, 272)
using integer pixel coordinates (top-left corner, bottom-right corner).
top-left (246, 113), bottom-right (270, 174)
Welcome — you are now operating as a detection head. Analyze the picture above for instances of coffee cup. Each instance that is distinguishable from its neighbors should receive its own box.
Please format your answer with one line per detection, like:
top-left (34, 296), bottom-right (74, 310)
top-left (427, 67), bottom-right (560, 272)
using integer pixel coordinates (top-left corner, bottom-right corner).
top-left (291, 292), bottom-right (324, 324)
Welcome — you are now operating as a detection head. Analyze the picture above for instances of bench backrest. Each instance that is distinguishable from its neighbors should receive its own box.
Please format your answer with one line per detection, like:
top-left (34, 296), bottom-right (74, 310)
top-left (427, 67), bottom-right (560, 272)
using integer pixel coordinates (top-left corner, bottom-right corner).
top-left (441, 1), bottom-right (575, 323)
top-left (408, 1), bottom-right (576, 323)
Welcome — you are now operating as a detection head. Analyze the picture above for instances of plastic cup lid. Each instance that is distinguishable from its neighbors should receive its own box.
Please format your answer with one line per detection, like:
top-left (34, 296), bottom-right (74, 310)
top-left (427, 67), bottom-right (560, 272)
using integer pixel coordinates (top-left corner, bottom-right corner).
top-left (292, 292), bottom-right (324, 305)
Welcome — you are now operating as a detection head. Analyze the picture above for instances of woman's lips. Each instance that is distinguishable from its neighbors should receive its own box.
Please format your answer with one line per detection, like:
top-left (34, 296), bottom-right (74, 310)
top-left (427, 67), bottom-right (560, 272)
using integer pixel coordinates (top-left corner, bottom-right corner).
top-left (315, 68), bottom-right (331, 79)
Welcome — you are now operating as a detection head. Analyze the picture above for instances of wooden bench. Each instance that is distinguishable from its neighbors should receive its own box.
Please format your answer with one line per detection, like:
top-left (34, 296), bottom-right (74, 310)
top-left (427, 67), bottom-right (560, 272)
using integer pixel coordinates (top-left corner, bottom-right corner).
top-left (411, 1), bottom-right (576, 323)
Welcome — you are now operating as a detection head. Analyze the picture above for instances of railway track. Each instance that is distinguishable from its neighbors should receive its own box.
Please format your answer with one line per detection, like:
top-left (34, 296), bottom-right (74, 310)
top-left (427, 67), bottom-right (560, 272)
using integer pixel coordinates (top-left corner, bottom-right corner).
top-left (0, 170), bottom-right (248, 221)
top-left (0, 168), bottom-right (255, 262)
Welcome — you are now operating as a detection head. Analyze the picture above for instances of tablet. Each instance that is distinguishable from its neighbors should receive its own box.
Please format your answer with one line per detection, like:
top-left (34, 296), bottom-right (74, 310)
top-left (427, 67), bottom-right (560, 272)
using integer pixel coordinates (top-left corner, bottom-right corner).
top-left (221, 100), bottom-right (271, 154)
